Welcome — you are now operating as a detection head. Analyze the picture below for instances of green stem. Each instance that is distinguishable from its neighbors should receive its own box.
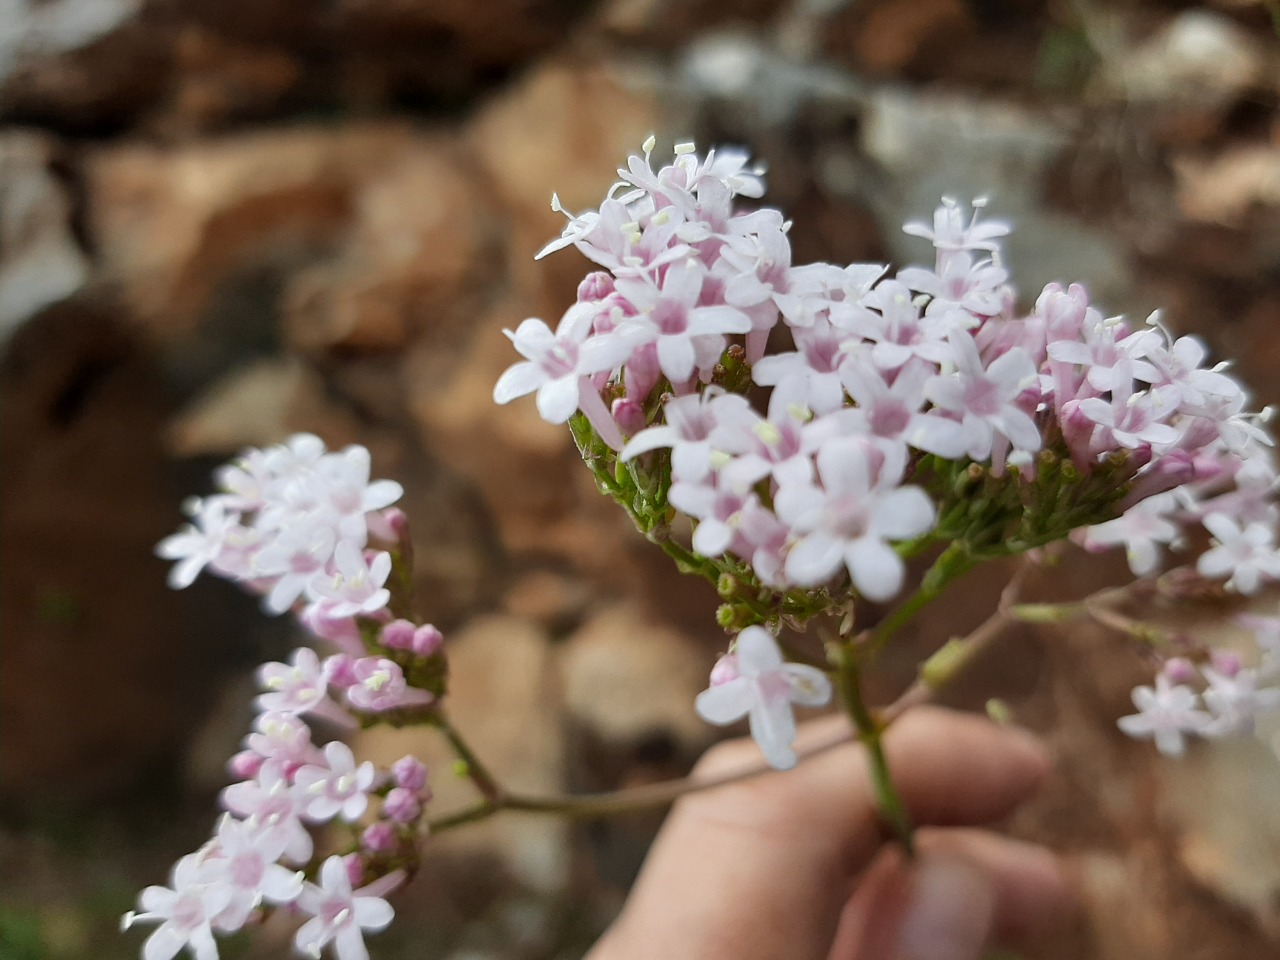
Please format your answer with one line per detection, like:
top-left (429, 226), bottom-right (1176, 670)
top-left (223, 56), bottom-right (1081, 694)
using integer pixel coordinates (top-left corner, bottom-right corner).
top-left (437, 715), bottom-right (503, 803)
top-left (871, 542), bottom-right (974, 651)
top-left (424, 727), bottom-right (856, 834)
top-left (832, 644), bottom-right (916, 855)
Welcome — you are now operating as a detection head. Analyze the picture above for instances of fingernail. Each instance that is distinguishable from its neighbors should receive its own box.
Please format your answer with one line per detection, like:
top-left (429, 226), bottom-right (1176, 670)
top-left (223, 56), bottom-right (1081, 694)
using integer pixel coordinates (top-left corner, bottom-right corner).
top-left (896, 857), bottom-right (995, 960)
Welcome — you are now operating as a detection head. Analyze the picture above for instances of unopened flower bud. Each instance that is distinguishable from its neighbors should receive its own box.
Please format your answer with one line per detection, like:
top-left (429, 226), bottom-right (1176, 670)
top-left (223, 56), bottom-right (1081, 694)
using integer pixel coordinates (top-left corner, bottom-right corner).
top-left (383, 507), bottom-right (410, 538)
top-left (362, 821), bottom-right (397, 853)
top-left (384, 788), bottom-right (422, 823)
top-left (577, 271), bottom-right (614, 303)
top-left (411, 625), bottom-right (444, 657)
top-left (1210, 650), bottom-right (1243, 678)
top-left (611, 398), bottom-right (646, 437)
top-left (1162, 657), bottom-right (1197, 685)
top-left (380, 619), bottom-right (416, 650)
top-left (324, 654), bottom-right (359, 689)
top-left (392, 755), bottom-right (428, 792)
top-left (344, 853), bottom-right (365, 888)
top-left (299, 601), bottom-right (362, 653)
top-left (228, 750), bottom-right (263, 780)
top-left (709, 652), bottom-right (741, 687)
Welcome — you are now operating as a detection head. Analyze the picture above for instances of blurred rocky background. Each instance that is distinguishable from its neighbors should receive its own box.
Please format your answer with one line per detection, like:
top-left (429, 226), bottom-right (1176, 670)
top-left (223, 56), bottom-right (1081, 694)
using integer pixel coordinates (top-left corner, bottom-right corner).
top-left (2, 0), bottom-right (1280, 957)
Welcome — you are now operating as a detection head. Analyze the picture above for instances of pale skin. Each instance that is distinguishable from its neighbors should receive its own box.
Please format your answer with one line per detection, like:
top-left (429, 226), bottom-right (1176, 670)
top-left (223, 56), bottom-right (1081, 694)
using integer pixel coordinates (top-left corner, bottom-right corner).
top-left (588, 707), bottom-right (1075, 960)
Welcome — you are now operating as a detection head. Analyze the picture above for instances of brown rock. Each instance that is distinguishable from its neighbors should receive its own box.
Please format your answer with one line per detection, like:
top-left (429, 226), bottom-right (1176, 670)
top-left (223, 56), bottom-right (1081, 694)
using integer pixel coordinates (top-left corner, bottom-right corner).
top-left (559, 603), bottom-right (711, 754)
top-left (0, 129), bottom-right (89, 340)
top-left (163, 356), bottom-right (352, 457)
top-left (469, 59), bottom-right (662, 316)
top-left (282, 135), bottom-right (497, 354)
top-left (0, 0), bottom-right (172, 133)
top-left (0, 303), bottom-right (229, 805)
top-left (843, 0), bottom-right (971, 77)
top-left (1174, 143), bottom-right (1280, 226)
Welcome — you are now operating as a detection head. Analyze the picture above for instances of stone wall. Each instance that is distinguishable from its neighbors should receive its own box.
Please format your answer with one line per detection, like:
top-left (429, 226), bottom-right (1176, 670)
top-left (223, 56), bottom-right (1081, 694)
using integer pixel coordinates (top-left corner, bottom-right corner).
top-left (2, 1), bottom-right (1279, 957)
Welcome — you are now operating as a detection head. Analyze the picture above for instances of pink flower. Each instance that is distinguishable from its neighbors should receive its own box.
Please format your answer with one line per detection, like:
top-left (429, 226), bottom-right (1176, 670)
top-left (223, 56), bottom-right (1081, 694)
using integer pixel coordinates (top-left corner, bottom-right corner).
top-left (492, 308), bottom-right (633, 423)
top-left (308, 543), bottom-right (392, 619)
top-left (293, 742), bottom-right (376, 823)
top-left (926, 334), bottom-right (1041, 460)
top-left (774, 440), bottom-right (935, 601)
top-left (256, 648), bottom-right (332, 717)
top-left (694, 627), bottom-right (832, 769)
top-left (344, 659), bottom-right (433, 713)
top-left (156, 498), bottom-right (242, 589)
top-left (382, 788), bottom-right (421, 824)
top-left (294, 856), bottom-right (395, 960)
top-left (220, 762), bottom-right (313, 865)
top-left (1117, 675), bottom-right (1212, 757)
top-left (122, 853), bottom-right (232, 960)
top-left (206, 816), bottom-right (303, 930)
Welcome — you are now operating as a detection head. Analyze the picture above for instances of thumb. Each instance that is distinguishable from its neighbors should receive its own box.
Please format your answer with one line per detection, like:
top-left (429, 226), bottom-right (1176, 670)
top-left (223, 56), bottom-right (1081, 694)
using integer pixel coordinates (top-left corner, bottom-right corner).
top-left (894, 856), bottom-right (996, 960)
top-left (832, 831), bottom-right (1072, 960)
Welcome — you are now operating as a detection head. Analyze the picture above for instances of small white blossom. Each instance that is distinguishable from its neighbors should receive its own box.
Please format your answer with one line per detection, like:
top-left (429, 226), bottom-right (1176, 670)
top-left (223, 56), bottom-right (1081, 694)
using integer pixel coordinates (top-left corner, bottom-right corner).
top-left (294, 856), bottom-right (395, 960)
top-left (694, 626), bottom-right (832, 769)
top-left (1117, 675), bottom-right (1212, 757)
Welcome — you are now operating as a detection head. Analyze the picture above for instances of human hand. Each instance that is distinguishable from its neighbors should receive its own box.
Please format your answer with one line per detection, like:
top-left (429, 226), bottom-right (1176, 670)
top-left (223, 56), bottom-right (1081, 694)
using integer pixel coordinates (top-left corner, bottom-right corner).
top-left (588, 707), bottom-right (1074, 960)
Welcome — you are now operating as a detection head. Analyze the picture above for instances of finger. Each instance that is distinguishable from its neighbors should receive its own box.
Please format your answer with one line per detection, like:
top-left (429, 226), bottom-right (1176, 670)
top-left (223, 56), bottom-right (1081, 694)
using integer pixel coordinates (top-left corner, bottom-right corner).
top-left (590, 708), bottom-right (1050, 960)
top-left (831, 830), bottom-right (1074, 960)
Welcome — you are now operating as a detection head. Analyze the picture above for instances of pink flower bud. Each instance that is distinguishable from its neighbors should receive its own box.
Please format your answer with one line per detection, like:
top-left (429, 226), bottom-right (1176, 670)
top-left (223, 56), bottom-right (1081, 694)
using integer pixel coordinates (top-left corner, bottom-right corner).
top-left (299, 601), bottom-right (362, 655)
top-left (577, 271), bottom-right (614, 303)
top-left (1210, 650), bottom-right (1243, 678)
top-left (228, 750), bottom-right (264, 780)
top-left (383, 787), bottom-right (422, 823)
top-left (364, 507), bottom-right (405, 542)
top-left (392, 755), bottom-right (428, 792)
top-left (346, 658), bottom-right (433, 712)
top-left (411, 625), bottom-right (444, 657)
top-left (384, 507), bottom-right (410, 537)
top-left (380, 619), bottom-right (416, 650)
top-left (709, 652), bottom-right (741, 687)
top-left (362, 821), bottom-right (397, 853)
top-left (344, 853), bottom-right (365, 888)
top-left (324, 654), bottom-right (359, 689)
top-left (1162, 657), bottom-right (1197, 685)
top-left (612, 398), bottom-right (646, 437)
top-left (624, 341), bottom-right (661, 400)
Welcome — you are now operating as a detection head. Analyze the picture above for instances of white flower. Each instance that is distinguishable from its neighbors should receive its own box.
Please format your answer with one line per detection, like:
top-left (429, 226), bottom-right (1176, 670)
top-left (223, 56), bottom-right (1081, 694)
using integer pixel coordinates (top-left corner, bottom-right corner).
top-left (308, 542), bottom-right (392, 618)
top-left (1201, 667), bottom-right (1280, 737)
top-left (1117, 675), bottom-right (1212, 757)
top-left (122, 853), bottom-right (233, 960)
top-left (492, 307), bottom-right (633, 423)
top-left (256, 648), bottom-right (331, 717)
top-left (155, 499), bottom-right (242, 589)
top-left (926, 334), bottom-right (1041, 460)
top-left (774, 439), bottom-right (935, 601)
top-left (293, 742), bottom-right (376, 823)
top-left (294, 856), bottom-right (395, 960)
top-left (205, 815), bottom-right (304, 930)
top-left (220, 762), bottom-right (313, 866)
top-left (694, 626), bottom-right (832, 769)
top-left (615, 258), bottom-right (752, 384)
top-left (1081, 492), bottom-right (1183, 576)
top-left (1198, 513), bottom-right (1280, 594)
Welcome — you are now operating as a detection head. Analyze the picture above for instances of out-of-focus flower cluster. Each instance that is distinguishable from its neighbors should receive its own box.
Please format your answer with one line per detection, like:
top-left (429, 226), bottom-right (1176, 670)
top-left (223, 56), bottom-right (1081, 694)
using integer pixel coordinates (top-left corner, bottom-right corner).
top-left (130, 436), bottom-right (446, 960)
top-left (1118, 612), bottom-right (1280, 757)
top-left (496, 138), bottom-right (1280, 766)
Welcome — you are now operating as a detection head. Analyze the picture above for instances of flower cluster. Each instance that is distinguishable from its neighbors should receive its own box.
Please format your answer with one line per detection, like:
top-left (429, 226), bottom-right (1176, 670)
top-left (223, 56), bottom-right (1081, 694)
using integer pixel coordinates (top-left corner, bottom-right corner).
top-left (497, 138), bottom-right (1280, 766)
top-left (1117, 612), bottom-right (1280, 756)
top-left (129, 437), bottom-right (445, 960)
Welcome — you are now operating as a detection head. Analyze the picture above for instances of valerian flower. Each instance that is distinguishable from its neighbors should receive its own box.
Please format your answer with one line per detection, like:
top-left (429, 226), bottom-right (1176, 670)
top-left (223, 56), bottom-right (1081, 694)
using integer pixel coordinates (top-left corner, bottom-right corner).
top-left (694, 626), bottom-right (832, 769)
